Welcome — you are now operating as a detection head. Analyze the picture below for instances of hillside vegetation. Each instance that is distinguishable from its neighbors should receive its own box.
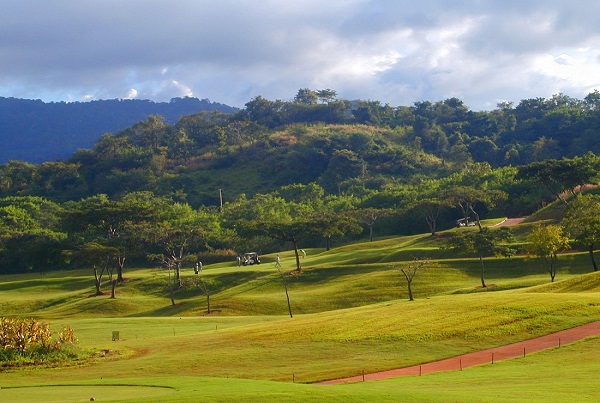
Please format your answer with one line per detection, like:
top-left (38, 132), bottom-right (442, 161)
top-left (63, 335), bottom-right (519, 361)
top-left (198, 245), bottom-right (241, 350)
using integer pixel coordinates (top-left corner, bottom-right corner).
top-left (2, 90), bottom-right (600, 401)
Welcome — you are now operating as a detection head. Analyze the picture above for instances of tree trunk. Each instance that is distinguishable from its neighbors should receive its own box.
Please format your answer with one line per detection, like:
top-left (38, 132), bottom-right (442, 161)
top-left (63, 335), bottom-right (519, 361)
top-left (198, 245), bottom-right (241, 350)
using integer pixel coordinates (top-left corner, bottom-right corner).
top-left (469, 205), bottom-right (482, 232)
top-left (110, 279), bottom-right (117, 299)
top-left (425, 215), bottom-right (436, 236)
top-left (407, 280), bottom-right (414, 301)
top-left (369, 225), bottom-right (374, 242)
top-left (117, 255), bottom-right (125, 282)
top-left (284, 282), bottom-right (293, 318)
top-left (175, 262), bottom-right (182, 287)
top-left (479, 255), bottom-right (487, 288)
top-left (293, 240), bottom-right (302, 271)
top-left (94, 267), bottom-right (104, 296)
top-left (589, 243), bottom-right (598, 272)
top-left (206, 294), bottom-right (211, 314)
top-left (168, 268), bottom-right (176, 306)
top-left (170, 283), bottom-right (176, 305)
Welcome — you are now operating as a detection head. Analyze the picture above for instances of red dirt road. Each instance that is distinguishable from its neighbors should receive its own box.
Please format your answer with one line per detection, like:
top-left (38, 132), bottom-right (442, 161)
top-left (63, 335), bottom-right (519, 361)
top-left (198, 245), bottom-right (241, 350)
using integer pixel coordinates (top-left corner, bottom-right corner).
top-left (317, 321), bottom-right (600, 384)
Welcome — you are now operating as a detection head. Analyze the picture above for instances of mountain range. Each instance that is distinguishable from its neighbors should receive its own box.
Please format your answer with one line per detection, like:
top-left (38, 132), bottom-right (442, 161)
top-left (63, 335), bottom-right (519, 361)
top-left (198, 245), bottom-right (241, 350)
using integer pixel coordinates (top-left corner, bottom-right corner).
top-left (0, 96), bottom-right (237, 163)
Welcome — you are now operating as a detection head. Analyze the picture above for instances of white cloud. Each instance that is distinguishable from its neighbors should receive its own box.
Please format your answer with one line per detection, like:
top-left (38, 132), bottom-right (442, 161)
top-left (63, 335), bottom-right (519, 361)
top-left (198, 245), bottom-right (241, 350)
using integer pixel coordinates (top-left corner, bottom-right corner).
top-left (126, 88), bottom-right (138, 99)
top-left (1, 1), bottom-right (600, 109)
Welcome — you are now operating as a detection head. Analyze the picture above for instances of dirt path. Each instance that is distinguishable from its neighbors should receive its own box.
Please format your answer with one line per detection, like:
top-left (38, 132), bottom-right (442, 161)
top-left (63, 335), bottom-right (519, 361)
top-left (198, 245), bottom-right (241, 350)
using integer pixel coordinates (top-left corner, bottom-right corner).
top-left (493, 217), bottom-right (526, 227)
top-left (317, 321), bottom-right (600, 384)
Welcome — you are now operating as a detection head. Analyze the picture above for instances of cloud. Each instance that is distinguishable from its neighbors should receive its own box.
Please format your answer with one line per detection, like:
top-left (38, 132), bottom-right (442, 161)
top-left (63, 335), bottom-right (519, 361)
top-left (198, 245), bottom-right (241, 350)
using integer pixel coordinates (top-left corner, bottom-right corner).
top-left (1, 1), bottom-right (599, 109)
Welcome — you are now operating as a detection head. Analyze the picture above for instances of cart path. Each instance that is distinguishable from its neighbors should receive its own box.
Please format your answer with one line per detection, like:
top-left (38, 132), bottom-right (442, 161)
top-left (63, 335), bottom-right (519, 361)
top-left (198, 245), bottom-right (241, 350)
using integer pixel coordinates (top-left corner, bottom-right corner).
top-left (317, 320), bottom-right (600, 384)
top-left (493, 217), bottom-right (526, 227)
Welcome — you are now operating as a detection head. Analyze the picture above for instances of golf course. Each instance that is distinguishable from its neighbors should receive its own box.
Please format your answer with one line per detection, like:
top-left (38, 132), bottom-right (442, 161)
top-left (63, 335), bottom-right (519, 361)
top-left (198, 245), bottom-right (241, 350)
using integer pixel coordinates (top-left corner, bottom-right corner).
top-left (2, 215), bottom-right (600, 402)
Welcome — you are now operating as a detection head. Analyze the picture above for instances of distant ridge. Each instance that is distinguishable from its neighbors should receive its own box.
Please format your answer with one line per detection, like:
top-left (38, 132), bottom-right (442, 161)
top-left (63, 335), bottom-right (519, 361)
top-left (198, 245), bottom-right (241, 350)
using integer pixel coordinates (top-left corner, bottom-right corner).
top-left (0, 96), bottom-right (237, 163)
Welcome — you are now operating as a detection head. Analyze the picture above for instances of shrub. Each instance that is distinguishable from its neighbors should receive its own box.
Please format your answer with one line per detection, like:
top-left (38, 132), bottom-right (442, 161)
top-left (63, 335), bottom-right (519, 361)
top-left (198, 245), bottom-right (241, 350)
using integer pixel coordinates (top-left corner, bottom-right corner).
top-left (0, 317), bottom-right (78, 365)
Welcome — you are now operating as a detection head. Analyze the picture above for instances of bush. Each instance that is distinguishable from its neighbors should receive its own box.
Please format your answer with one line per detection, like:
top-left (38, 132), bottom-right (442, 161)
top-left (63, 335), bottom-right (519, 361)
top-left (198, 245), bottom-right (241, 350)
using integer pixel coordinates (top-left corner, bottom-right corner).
top-left (0, 317), bottom-right (78, 365)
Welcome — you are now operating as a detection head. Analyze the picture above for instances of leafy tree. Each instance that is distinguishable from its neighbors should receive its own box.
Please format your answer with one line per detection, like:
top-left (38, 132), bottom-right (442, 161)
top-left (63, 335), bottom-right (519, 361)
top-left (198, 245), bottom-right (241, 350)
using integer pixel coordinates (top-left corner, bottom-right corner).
top-left (516, 155), bottom-right (600, 204)
top-left (236, 195), bottom-right (358, 269)
top-left (0, 230), bottom-right (67, 274)
top-left (294, 88), bottom-right (318, 105)
top-left (316, 88), bottom-right (337, 104)
top-left (311, 210), bottom-right (361, 251)
top-left (350, 207), bottom-right (393, 241)
top-left (61, 193), bottom-right (165, 282)
top-left (443, 186), bottom-right (506, 231)
top-left (144, 203), bottom-right (220, 298)
top-left (527, 224), bottom-right (570, 282)
top-left (174, 110), bottom-right (228, 148)
top-left (0, 197), bottom-right (67, 274)
top-left (243, 96), bottom-right (285, 128)
top-left (73, 241), bottom-right (119, 296)
top-left (319, 149), bottom-right (366, 194)
top-left (447, 227), bottom-right (514, 288)
top-left (127, 114), bottom-right (172, 152)
top-left (405, 198), bottom-right (450, 236)
top-left (562, 194), bottom-right (600, 271)
top-left (0, 161), bottom-right (36, 195)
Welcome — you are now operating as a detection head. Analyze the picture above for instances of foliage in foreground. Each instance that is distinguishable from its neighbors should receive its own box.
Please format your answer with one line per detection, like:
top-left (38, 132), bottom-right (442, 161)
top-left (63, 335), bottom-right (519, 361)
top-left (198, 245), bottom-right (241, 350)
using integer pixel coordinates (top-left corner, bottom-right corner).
top-left (0, 317), bottom-right (79, 365)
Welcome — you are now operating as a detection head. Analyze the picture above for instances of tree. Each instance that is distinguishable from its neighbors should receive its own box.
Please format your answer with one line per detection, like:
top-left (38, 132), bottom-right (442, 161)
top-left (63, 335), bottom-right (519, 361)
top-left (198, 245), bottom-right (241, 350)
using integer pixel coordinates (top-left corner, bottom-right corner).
top-left (145, 204), bottom-right (219, 295)
top-left (61, 192), bottom-right (167, 283)
top-left (350, 207), bottom-right (393, 241)
top-left (0, 196), bottom-right (66, 274)
top-left (276, 264), bottom-right (294, 318)
top-left (447, 227), bottom-right (514, 288)
top-left (527, 224), bottom-right (570, 282)
top-left (311, 210), bottom-right (361, 251)
top-left (316, 89), bottom-right (337, 104)
top-left (193, 276), bottom-right (213, 314)
top-left (397, 257), bottom-right (430, 301)
top-left (74, 242), bottom-right (119, 296)
top-left (516, 155), bottom-right (600, 204)
top-left (238, 203), bottom-right (358, 270)
top-left (406, 198), bottom-right (450, 236)
top-left (294, 88), bottom-right (318, 105)
top-left (562, 194), bottom-right (600, 272)
top-left (128, 114), bottom-right (171, 152)
top-left (243, 96), bottom-right (285, 128)
top-left (444, 186), bottom-right (506, 231)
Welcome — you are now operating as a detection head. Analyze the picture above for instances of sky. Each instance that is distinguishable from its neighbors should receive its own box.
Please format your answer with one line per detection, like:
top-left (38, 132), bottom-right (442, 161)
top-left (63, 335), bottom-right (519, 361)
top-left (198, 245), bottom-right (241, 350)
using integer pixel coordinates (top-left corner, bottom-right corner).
top-left (2, 0), bottom-right (600, 110)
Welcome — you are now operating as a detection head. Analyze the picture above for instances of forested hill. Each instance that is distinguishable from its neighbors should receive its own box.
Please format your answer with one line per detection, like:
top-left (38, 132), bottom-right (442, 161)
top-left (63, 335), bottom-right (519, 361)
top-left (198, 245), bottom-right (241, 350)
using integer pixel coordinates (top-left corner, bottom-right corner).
top-left (2, 89), bottom-right (600, 212)
top-left (0, 97), bottom-right (237, 163)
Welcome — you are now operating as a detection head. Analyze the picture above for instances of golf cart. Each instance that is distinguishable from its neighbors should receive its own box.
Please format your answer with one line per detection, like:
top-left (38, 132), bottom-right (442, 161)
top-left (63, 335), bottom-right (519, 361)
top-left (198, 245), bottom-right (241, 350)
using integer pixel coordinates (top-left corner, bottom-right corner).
top-left (243, 252), bottom-right (260, 266)
top-left (456, 218), bottom-right (476, 227)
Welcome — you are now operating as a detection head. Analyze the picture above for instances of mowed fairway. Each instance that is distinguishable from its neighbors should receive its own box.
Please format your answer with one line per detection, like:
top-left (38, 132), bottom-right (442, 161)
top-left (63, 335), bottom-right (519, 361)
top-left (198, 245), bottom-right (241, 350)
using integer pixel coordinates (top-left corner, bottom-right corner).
top-left (2, 223), bottom-right (600, 402)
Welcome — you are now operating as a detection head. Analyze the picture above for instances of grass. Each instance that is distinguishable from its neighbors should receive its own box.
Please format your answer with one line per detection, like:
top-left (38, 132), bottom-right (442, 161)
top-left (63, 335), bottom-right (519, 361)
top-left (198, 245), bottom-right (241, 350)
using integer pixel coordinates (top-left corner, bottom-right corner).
top-left (2, 215), bottom-right (600, 401)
